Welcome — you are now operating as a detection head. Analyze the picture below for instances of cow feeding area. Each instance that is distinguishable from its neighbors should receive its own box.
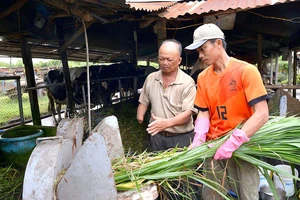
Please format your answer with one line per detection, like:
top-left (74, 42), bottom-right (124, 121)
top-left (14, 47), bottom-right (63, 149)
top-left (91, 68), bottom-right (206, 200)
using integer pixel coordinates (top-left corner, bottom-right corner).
top-left (113, 116), bottom-right (300, 200)
top-left (1, 110), bottom-right (300, 199)
top-left (0, 100), bottom-right (149, 200)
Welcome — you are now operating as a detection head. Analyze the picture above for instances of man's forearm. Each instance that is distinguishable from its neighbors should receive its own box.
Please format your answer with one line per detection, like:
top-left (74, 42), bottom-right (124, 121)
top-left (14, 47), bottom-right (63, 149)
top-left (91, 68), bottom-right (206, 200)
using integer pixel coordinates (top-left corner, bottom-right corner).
top-left (137, 103), bottom-right (148, 124)
top-left (241, 100), bottom-right (269, 137)
top-left (168, 110), bottom-right (193, 127)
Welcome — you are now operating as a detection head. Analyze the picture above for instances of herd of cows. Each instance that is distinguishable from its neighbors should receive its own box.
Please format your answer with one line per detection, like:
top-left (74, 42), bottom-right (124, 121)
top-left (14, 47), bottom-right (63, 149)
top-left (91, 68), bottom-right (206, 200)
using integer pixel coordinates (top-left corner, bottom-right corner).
top-left (43, 62), bottom-right (157, 124)
top-left (42, 61), bottom-right (204, 125)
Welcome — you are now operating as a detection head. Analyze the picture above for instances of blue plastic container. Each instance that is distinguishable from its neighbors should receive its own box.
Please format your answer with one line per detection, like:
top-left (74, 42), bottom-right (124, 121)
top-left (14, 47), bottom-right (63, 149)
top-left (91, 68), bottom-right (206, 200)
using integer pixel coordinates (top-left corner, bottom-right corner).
top-left (0, 128), bottom-right (44, 167)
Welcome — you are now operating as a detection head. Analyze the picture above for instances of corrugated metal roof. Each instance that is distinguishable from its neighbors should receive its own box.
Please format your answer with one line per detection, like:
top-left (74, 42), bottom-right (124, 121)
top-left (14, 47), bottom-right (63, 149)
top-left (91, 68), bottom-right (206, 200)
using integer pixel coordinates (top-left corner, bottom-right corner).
top-left (127, 2), bottom-right (177, 11)
top-left (158, 0), bottom-right (296, 19)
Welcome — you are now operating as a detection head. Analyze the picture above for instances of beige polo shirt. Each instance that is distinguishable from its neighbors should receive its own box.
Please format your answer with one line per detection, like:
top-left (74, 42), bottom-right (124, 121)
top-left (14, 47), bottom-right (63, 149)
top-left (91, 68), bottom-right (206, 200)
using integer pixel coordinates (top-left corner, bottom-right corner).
top-left (139, 68), bottom-right (196, 133)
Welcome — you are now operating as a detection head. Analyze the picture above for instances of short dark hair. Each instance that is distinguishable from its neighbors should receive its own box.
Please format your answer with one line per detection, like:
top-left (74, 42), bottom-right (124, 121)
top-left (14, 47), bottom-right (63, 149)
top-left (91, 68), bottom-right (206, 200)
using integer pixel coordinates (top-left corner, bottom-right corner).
top-left (208, 39), bottom-right (227, 50)
top-left (161, 39), bottom-right (182, 55)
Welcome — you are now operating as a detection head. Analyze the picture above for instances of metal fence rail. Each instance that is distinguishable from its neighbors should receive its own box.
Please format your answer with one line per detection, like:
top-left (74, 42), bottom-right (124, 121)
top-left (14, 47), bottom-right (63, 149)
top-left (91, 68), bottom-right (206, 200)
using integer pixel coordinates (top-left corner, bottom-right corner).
top-left (0, 74), bottom-right (146, 129)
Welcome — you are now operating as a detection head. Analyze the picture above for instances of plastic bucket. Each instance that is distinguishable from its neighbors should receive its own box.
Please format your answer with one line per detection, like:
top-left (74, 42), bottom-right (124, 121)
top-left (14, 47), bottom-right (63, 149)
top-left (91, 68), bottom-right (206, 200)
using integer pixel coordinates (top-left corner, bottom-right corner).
top-left (258, 167), bottom-right (271, 191)
top-left (0, 128), bottom-right (44, 167)
top-left (273, 164), bottom-right (299, 197)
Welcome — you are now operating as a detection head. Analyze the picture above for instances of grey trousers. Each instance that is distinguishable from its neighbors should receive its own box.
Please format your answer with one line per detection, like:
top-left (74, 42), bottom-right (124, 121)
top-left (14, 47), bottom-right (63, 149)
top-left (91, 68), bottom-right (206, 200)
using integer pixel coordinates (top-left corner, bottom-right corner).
top-left (202, 157), bottom-right (259, 200)
top-left (151, 131), bottom-right (201, 200)
top-left (150, 131), bottom-right (194, 151)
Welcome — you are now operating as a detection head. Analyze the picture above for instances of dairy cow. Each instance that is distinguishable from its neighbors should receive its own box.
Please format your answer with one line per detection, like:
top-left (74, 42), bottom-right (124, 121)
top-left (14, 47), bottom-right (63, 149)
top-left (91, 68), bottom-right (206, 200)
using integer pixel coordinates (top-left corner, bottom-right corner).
top-left (44, 63), bottom-right (155, 125)
top-left (44, 67), bottom-right (105, 125)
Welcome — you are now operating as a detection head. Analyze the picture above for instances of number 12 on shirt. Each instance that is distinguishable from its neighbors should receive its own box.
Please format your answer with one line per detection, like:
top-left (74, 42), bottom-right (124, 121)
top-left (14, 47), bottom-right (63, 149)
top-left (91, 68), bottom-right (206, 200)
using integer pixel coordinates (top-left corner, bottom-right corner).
top-left (216, 106), bottom-right (227, 120)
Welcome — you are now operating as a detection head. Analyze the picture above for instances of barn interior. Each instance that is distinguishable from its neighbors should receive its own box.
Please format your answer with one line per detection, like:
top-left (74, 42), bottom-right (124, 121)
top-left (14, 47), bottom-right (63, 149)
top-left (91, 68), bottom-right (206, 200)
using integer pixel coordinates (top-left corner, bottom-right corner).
top-left (0, 0), bottom-right (299, 126)
top-left (1, 0), bottom-right (300, 63)
top-left (1, 1), bottom-right (300, 199)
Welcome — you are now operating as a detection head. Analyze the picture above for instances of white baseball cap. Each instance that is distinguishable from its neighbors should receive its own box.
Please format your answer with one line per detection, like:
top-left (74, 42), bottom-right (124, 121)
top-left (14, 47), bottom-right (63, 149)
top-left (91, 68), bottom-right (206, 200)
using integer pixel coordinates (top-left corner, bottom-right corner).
top-left (185, 23), bottom-right (225, 51)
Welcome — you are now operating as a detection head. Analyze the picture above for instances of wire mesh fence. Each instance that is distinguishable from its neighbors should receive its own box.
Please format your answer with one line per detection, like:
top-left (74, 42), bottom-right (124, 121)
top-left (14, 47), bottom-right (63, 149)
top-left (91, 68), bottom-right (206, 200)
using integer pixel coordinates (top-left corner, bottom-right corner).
top-left (0, 76), bottom-right (50, 128)
top-left (0, 75), bottom-right (142, 129)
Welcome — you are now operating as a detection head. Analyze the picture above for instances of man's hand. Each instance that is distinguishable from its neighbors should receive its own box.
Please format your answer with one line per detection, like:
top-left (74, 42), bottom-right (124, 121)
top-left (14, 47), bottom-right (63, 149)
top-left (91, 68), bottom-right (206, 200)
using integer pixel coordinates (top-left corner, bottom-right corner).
top-left (214, 129), bottom-right (249, 160)
top-left (189, 118), bottom-right (209, 149)
top-left (137, 116), bottom-right (143, 124)
top-left (146, 113), bottom-right (170, 136)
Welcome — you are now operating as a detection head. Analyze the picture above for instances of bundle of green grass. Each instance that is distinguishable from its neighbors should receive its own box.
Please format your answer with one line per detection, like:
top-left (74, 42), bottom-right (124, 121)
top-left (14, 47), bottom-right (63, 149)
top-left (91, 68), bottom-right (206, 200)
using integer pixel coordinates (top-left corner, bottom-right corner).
top-left (112, 116), bottom-right (300, 200)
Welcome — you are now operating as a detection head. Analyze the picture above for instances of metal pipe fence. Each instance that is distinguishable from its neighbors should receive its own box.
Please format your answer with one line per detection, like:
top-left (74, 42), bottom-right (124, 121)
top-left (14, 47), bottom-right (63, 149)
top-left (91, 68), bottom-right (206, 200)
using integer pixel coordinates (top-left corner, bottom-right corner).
top-left (0, 74), bottom-right (146, 129)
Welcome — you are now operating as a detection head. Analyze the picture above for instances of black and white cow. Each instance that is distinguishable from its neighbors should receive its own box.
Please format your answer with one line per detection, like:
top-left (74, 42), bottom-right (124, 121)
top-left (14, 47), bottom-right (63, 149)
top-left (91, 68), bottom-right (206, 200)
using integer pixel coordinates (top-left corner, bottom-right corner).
top-left (44, 67), bottom-right (106, 125)
top-left (136, 65), bottom-right (158, 94)
top-left (91, 62), bottom-right (149, 105)
top-left (44, 67), bottom-right (83, 124)
top-left (44, 62), bottom-right (153, 125)
top-left (189, 58), bottom-right (207, 84)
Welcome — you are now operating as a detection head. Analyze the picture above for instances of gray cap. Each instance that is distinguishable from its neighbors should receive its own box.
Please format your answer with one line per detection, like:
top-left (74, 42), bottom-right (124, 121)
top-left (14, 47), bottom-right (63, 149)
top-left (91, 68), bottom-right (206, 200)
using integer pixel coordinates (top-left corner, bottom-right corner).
top-left (185, 23), bottom-right (225, 51)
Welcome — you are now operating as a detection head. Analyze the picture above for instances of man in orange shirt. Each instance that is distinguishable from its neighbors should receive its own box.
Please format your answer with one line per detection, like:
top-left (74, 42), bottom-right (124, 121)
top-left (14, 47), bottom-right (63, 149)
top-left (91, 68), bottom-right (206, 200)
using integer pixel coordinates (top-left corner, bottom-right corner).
top-left (186, 23), bottom-right (269, 199)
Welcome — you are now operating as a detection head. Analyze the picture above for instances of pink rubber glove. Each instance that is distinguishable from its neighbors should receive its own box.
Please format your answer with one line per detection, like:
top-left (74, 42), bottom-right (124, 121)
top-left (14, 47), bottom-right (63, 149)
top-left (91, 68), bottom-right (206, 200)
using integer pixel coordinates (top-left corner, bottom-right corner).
top-left (214, 129), bottom-right (249, 160)
top-left (190, 118), bottom-right (210, 149)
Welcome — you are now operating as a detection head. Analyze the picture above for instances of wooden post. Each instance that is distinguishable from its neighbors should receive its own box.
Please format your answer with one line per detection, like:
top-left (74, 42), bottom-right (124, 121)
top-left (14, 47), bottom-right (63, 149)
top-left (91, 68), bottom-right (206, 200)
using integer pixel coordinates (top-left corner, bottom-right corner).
top-left (132, 30), bottom-right (138, 68)
top-left (56, 19), bottom-right (74, 118)
top-left (288, 50), bottom-right (293, 93)
top-left (293, 49), bottom-right (297, 98)
top-left (274, 53), bottom-right (279, 85)
top-left (257, 34), bottom-right (262, 73)
top-left (146, 57), bottom-right (150, 66)
top-left (156, 19), bottom-right (166, 50)
top-left (270, 53), bottom-right (273, 84)
top-left (20, 36), bottom-right (41, 125)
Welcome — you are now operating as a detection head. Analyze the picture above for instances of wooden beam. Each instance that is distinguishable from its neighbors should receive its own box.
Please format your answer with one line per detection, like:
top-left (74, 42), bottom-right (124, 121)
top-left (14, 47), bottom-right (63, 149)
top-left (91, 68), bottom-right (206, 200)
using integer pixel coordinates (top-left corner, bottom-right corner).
top-left (156, 19), bottom-right (166, 50)
top-left (257, 34), bottom-right (262, 73)
top-left (270, 53), bottom-right (273, 84)
top-left (20, 36), bottom-right (41, 125)
top-left (131, 30), bottom-right (138, 68)
top-left (58, 20), bottom-right (93, 54)
top-left (84, 0), bottom-right (130, 8)
top-left (288, 50), bottom-right (293, 92)
top-left (293, 49), bottom-right (297, 98)
top-left (56, 19), bottom-right (75, 118)
top-left (0, 0), bottom-right (29, 20)
top-left (139, 19), bottom-right (155, 28)
top-left (227, 37), bottom-right (256, 45)
top-left (44, 0), bottom-right (93, 21)
top-left (274, 53), bottom-right (279, 85)
top-left (265, 85), bottom-right (300, 89)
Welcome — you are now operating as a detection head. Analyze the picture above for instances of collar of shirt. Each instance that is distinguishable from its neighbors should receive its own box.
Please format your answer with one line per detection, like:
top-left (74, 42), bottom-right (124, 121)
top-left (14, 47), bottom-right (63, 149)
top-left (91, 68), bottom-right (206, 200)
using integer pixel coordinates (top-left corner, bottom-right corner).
top-left (154, 69), bottom-right (185, 85)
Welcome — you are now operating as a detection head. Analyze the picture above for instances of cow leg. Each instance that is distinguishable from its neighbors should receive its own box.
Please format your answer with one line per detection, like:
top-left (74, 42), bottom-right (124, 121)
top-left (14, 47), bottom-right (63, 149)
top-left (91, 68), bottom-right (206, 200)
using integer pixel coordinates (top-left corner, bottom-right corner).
top-left (64, 106), bottom-right (69, 118)
top-left (120, 88), bottom-right (125, 101)
top-left (56, 104), bottom-right (62, 123)
top-left (47, 90), bottom-right (59, 125)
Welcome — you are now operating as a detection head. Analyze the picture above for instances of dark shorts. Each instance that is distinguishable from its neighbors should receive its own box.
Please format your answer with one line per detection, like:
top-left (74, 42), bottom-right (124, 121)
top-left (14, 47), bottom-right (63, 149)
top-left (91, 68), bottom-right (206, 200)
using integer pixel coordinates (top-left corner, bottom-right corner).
top-left (150, 130), bottom-right (194, 151)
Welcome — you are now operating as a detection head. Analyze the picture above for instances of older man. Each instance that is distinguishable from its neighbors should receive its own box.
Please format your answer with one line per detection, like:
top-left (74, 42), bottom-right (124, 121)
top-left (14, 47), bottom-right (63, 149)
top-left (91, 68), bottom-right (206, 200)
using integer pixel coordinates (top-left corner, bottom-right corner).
top-left (137, 39), bottom-right (196, 151)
